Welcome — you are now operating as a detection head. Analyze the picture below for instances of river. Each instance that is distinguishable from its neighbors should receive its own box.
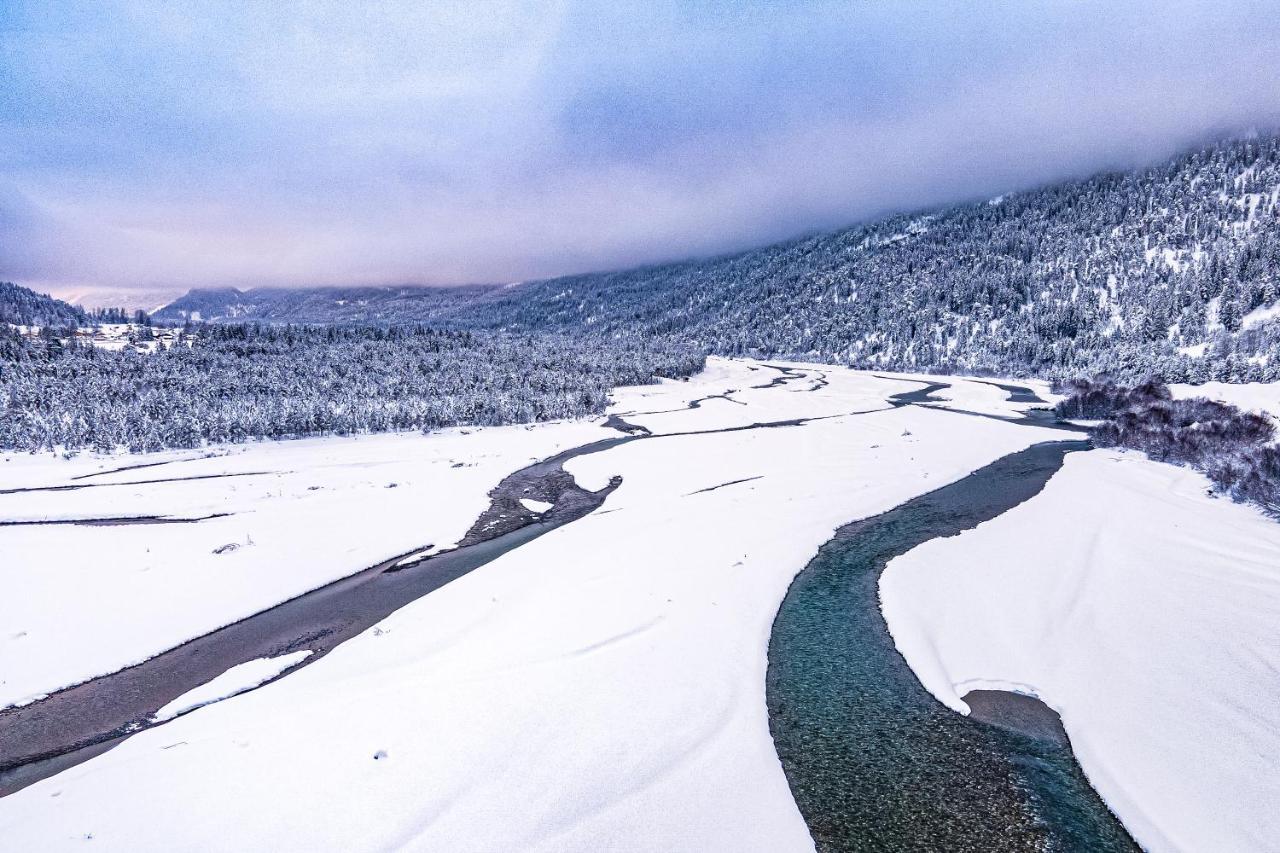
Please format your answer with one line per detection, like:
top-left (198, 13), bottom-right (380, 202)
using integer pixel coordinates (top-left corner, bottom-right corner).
top-left (766, 439), bottom-right (1138, 852)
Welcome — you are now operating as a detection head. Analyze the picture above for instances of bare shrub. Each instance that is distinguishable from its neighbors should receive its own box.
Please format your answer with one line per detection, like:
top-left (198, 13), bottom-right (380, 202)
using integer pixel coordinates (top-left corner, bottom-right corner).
top-left (1057, 377), bottom-right (1279, 518)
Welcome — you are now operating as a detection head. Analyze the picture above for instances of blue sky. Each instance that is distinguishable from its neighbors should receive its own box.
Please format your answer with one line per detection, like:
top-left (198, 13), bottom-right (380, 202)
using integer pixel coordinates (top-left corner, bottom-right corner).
top-left (3, 1), bottom-right (1280, 294)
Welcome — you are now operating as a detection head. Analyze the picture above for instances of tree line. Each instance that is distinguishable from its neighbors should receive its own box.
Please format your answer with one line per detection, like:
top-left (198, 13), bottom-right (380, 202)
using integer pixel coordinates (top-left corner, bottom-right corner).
top-left (0, 323), bottom-right (704, 453)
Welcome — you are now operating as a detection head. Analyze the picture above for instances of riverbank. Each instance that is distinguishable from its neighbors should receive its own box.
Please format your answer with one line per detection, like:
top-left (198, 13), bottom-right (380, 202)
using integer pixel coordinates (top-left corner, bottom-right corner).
top-left (1, 362), bottom-right (1068, 850)
top-left (768, 440), bottom-right (1136, 852)
top-left (0, 435), bottom-right (628, 795)
top-left (881, 448), bottom-right (1280, 851)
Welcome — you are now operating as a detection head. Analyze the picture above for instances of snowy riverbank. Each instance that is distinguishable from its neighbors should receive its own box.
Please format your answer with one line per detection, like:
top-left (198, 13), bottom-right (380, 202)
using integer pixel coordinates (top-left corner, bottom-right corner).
top-left (5, 357), bottom-right (1275, 851)
top-left (0, 420), bottom-right (605, 709)
top-left (881, 449), bottom-right (1280, 852)
top-left (1, 359), bottom-right (1067, 850)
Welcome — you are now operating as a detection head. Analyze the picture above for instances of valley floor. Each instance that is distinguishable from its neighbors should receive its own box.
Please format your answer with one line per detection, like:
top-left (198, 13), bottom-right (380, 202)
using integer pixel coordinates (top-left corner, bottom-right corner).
top-left (881, 448), bottom-right (1280, 852)
top-left (0, 359), bottom-right (1276, 851)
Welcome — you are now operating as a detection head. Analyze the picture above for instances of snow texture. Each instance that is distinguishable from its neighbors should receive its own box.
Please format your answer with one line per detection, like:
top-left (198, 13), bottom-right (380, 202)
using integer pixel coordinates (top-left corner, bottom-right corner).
top-left (1170, 379), bottom-right (1280, 423)
top-left (152, 652), bottom-right (312, 722)
top-left (0, 419), bottom-right (605, 708)
top-left (0, 359), bottom-right (1067, 851)
top-left (881, 449), bottom-right (1280, 853)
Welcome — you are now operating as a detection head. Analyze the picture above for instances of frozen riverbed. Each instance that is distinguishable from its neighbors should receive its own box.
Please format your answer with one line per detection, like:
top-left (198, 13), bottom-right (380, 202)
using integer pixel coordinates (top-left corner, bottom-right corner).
top-left (0, 358), bottom-right (1274, 851)
top-left (0, 417), bottom-right (607, 709)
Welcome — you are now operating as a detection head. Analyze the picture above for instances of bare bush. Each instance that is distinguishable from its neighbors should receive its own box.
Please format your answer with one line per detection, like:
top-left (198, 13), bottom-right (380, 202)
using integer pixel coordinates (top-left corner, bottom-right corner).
top-left (1057, 377), bottom-right (1279, 517)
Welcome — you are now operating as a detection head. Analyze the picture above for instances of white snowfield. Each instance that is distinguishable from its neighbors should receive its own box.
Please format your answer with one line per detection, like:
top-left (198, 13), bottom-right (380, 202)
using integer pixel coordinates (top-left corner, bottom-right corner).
top-left (4, 359), bottom-right (1277, 852)
top-left (0, 359), bottom-right (1075, 852)
top-left (881, 450), bottom-right (1280, 853)
top-left (0, 419), bottom-right (604, 708)
top-left (152, 651), bottom-right (312, 722)
top-left (1170, 379), bottom-right (1280, 424)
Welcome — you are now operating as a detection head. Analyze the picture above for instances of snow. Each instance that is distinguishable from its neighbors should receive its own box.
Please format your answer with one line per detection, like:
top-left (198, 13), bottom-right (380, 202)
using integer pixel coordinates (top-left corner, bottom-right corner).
top-left (0, 359), bottom-right (1070, 851)
top-left (881, 450), bottom-right (1280, 853)
top-left (518, 498), bottom-right (554, 514)
top-left (392, 547), bottom-right (437, 567)
top-left (4, 322), bottom-right (182, 355)
top-left (610, 361), bottom-right (907, 436)
top-left (152, 652), bottom-right (312, 722)
top-left (1144, 246), bottom-right (1188, 273)
top-left (1170, 380), bottom-right (1280, 422)
top-left (6, 357), bottom-right (1273, 851)
top-left (0, 416), bottom-right (605, 709)
top-left (3, 356), bottom-right (900, 708)
top-left (872, 369), bottom-right (1060, 418)
top-left (1206, 296), bottom-right (1223, 333)
top-left (1241, 299), bottom-right (1280, 330)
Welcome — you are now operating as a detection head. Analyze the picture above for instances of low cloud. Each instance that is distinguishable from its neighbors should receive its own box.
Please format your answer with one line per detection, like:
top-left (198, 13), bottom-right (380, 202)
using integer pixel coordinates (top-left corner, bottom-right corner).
top-left (3, 0), bottom-right (1279, 292)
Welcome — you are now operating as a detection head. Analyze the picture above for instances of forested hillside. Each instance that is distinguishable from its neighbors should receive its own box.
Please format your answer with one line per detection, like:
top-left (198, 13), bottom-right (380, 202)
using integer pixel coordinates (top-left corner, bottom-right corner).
top-left (444, 134), bottom-right (1280, 381)
top-left (7, 134), bottom-right (1280, 452)
top-left (156, 134), bottom-right (1280, 382)
top-left (1, 281), bottom-right (704, 453)
top-left (0, 282), bottom-right (89, 328)
top-left (153, 284), bottom-right (500, 325)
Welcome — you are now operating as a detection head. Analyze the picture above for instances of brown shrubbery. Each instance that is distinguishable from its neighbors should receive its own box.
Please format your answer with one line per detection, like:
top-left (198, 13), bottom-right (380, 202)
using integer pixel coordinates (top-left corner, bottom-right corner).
top-left (1056, 378), bottom-right (1279, 517)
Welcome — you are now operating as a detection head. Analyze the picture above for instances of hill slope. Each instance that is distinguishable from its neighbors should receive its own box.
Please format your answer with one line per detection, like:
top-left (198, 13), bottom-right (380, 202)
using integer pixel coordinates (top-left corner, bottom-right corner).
top-left (156, 134), bottom-right (1280, 381)
top-left (444, 134), bottom-right (1280, 381)
top-left (0, 282), bottom-right (89, 328)
top-left (153, 284), bottom-right (500, 326)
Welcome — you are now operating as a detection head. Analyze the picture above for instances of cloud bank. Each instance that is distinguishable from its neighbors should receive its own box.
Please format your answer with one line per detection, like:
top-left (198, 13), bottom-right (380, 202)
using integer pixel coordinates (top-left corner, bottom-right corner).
top-left (3, 0), bottom-right (1280, 292)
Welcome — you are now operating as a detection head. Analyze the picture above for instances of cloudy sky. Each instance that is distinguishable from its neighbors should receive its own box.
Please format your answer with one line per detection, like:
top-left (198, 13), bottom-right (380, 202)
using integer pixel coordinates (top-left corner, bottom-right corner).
top-left (3, 0), bottom-right (1280, 296)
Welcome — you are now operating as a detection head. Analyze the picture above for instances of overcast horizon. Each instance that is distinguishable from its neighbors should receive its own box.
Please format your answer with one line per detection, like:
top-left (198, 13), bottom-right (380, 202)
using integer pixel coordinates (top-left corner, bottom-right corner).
top-left (5, 0), bottom-right (1280, 300)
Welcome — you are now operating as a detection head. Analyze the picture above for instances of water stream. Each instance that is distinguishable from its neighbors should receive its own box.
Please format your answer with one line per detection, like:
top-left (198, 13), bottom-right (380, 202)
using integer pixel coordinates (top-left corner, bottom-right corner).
top-left (4, 370), bottom-right (1140, 851)
top-left (0, 363), bottom-right (838, 795)
top-left (766, 440), bottom-right (1138, 852)
top-left (0, 436), bottom-right (636, 796)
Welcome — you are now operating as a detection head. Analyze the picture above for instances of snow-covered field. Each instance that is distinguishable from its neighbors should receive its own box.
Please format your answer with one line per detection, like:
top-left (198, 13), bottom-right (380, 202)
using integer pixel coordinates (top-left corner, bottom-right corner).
top-left (0, 358), bottom-right (1275, 851)
top-left (881, 450), bottom-right (1280, 853)
top-left (0, 419), bottom-right (605, 708)
top-left (1171, 379), bottom-right (1280, 424)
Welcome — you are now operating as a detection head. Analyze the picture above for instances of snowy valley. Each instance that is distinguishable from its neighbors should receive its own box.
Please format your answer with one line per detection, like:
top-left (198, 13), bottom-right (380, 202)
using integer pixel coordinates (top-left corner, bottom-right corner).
top-left (5, 13), bottom-right (1280, 847)
top-left (2, 359), bottom-right (1277, 851)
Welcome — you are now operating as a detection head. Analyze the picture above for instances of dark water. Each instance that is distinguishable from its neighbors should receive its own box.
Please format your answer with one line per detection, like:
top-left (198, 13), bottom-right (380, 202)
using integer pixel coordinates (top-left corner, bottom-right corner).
top-left (767, 441), bottom-right (1139, 852)
top-left (0, 403), bottom-right (878, 797)
top-left (0, 436), bottom-right (635, 797)
top-left (977, 380), bottom-right (1048, 405)
top-left (882, 378), bottom-right (949, 407)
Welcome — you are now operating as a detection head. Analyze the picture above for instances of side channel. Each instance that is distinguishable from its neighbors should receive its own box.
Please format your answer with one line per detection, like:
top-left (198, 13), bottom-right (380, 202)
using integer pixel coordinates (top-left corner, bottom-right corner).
top-left (766, 440), bottom-right (1138, 852)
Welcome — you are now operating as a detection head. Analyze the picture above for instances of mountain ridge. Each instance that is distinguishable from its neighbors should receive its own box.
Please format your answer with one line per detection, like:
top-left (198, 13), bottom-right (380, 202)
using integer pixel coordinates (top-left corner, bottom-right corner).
top-left (0, 282), bottom-right (90, 328)
top-left (148, 132), bottom-right (1280, 381)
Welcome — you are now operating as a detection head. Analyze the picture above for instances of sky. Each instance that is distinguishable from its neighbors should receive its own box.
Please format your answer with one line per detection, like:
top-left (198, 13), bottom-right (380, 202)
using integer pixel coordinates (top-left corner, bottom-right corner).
top-left (3, 0), bottom-right (1280, 298)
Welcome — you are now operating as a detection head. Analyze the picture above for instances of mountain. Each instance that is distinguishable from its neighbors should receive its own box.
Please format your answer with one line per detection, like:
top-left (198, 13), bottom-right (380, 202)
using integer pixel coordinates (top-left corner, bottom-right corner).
top-left (153, 284), bottom-right (500, 325)
top-left (0, 282), bottom-right (90, 328)
top-left (156, 133), bottom-right (1280, 382)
